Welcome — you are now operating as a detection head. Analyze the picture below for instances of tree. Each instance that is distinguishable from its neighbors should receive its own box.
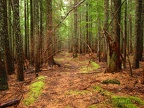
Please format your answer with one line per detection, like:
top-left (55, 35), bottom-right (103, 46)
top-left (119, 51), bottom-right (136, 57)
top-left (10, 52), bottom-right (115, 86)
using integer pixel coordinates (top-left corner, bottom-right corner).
top-left (107, 0), bottom-right (121, 72)
top-left (133, 0), bottom-right (142, 69)
top-left (3, 0), bottom-right (15, 75)
top-left (73, 0), bottom-right (78, 58)
top-left (46, 0), bottom-right (56, 66)
top-left (0, 0), bottom-right (8, 90)
top-left (13, 0), bottom-right (24, 81)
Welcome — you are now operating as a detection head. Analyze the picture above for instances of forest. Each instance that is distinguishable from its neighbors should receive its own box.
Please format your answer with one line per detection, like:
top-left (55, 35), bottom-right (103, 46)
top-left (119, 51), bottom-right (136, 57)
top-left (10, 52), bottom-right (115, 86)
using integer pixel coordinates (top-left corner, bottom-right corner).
top-left (0, 0), bottom-right (144, 108)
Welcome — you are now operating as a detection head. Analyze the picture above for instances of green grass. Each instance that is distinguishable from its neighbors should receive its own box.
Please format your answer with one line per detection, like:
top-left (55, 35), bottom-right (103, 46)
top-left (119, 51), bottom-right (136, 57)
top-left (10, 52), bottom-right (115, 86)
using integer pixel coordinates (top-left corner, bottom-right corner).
top-left (23, 76), bottom-right (45, 106)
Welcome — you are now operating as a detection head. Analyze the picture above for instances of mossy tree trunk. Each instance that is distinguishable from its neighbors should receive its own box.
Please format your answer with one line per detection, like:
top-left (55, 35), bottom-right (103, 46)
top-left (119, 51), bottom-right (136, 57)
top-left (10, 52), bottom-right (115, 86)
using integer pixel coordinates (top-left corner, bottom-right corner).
top-left (107, 0), bottom-right (121, 73)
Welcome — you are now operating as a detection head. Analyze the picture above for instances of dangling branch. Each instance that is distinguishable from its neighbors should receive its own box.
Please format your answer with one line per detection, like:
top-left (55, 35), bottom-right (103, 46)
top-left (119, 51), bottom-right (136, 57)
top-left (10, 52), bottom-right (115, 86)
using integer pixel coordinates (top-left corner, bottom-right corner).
top-left (54, 0), bottom-right (86, 31)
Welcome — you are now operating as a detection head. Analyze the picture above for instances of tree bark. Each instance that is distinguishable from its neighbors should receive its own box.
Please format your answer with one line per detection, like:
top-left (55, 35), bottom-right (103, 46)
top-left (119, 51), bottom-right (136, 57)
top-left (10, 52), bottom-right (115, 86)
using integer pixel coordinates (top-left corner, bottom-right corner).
top-left (107, 0), bottom-right (121, 72)
top-left (13, 0), bottom-right (24, 81)
top-left (0, 0), bottom-right (8, 90)
top-left (133, 0), bottom-right (142, 68)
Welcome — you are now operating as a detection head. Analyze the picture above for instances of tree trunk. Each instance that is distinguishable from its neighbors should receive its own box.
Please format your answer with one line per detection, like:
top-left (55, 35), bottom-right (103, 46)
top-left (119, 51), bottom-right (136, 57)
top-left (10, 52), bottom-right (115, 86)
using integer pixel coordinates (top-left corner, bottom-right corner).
top-left (46, 0), bottom-right (55, 66)
top-left (0, 0), bottom-right (8, 90)
top-left (107, 0), bottom-right (121, 72)
top-left (3, 0), bottom-right (15, 75)
top-left (73, 0), bottom-right (78, 58)
top-left (123, 0), bottom-right (127, 68)
top-left (133, 0), bottom-right (142, 69)
top-left (13, 0), bottom-right (24, 81)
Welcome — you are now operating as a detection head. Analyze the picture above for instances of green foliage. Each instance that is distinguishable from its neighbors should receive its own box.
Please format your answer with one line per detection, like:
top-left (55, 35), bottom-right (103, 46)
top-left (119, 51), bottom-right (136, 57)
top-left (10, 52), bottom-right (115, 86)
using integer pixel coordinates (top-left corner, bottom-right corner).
top-left (102, 79), bottom-right (120, 85)
top-left (23, 76), bottom-right (45, 106)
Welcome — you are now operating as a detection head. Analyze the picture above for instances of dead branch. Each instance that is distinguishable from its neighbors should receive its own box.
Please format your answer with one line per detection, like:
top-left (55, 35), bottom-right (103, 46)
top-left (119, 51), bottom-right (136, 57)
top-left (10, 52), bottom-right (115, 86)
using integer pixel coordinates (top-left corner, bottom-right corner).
top-left (54, 0), bottom-right (86, 31)
top-left (0, 98), bottom-right (21, 108)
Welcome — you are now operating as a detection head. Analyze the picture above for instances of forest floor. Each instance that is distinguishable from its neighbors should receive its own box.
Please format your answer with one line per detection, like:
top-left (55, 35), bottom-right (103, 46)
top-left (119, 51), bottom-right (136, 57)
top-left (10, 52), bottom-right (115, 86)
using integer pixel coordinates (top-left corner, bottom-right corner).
top-left (0, 51), bottom-right (144, 108)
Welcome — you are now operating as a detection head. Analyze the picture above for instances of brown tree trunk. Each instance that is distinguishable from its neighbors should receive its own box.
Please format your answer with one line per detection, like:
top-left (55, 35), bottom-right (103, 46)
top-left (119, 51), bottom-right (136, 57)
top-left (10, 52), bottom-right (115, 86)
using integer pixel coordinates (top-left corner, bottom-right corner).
top-left (107, 0), bottom-right (121, 72)
top-left (123, 0), bottom-right (127, 68)
top-left (13, 0), bottom-right (24, 81)
top-left (3, 0), bottom-right (15, 75)
top-left (46, 0), bottom-right (56, 66)
top-left (133, 0), bottom-right (142, 69)
top-left (0, 0), bottom-right (8, 90)
top-left (73, 0), bottom-right (78, 58)
top-left (30, 0), bottom-right (34, 65)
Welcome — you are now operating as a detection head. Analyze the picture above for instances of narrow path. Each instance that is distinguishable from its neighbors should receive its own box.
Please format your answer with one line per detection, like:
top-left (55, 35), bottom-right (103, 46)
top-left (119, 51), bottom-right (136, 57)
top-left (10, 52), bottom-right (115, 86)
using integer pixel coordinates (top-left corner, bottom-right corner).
top-left (21, 51), bottom-right (144, 108)
top-left (35, 71), bottom-right (101, 108)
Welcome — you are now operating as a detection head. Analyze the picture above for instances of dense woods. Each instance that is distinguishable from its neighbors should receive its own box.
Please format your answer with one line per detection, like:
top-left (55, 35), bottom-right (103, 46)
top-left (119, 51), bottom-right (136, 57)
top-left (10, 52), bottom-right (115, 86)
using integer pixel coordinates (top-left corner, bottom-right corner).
top-left (0, 0), bottom-right (144, 107)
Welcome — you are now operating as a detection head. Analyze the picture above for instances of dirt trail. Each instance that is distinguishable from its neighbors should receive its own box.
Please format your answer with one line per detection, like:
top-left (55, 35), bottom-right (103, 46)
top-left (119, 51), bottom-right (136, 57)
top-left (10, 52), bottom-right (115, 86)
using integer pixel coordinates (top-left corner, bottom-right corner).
top-left (23, 52), bottom-right (107, 108)
top-left (1, 51), bottom-right (144, 108)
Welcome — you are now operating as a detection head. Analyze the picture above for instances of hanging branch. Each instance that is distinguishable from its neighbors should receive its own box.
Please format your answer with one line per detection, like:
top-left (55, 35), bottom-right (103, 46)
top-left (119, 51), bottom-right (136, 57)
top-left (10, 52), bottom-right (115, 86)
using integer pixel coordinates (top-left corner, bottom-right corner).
top-left (54, 0), bottom-right (86, 31)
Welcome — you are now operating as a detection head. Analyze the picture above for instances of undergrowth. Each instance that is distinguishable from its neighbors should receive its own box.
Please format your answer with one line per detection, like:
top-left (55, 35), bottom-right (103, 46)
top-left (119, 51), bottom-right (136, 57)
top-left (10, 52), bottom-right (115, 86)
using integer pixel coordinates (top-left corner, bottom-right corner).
top-left (23, 76), bottom-right (46, 106)
top-left (92, 85), bottom-right (144, 108)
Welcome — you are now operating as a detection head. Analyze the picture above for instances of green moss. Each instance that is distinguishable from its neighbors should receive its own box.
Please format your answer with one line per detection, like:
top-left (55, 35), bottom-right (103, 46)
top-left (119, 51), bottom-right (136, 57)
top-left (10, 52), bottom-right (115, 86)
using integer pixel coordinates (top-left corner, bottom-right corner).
top-left (111, 96), bottom-right (144, 108)
top-left (37, 76), bottom-right (45, 80)
top-left (65, 106), bottom-right (71, 108)
top-left (90, 61), bottom-right (100, 70)
top-left (93, 85), bottom-right (103, 91)
top-left (92, 86), bottom-right (144, 108)
top-left (23, 76), bottom-right (45, 106)
top-left (129, 96), bottom-right (144, 105)
top-left (112, 96), bottom-right (138, 108)
top-left (66, 90), bottom-right (90, 95)
top-left (88, 105), bottom-right (97, 108)
top-left (102, 79), bottom-right (120, 85)
top-left (80, 61), bottom-right (100, 73)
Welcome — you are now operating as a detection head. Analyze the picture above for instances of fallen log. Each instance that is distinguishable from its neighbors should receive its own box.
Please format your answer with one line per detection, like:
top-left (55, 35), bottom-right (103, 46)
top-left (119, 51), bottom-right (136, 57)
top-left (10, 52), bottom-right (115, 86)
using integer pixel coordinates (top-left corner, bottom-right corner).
top-left (0, 99), bottom-right (20, 108)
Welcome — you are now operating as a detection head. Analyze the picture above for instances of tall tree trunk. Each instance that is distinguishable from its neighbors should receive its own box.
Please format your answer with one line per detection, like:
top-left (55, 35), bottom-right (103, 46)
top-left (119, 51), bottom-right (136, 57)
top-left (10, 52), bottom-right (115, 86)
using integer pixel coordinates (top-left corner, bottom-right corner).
top-left (0, 0), bottom-right (8, 90)
top-left (3, 0), bottom-right (15, 75)
top-left (46, 0), bottom-right (55, 66)
top-left (108, 0), bottom-right (121, 72)
top-left (123, 0), bottom-right (127, 68)
top-left (133, 0), bottom-right (142, 68)
top-left (35, 0), bottom-right (40, 73)
top-left (139, 0), bottom-right (143, 61)
top-left (13, 0), bottom-right (24, 81)
top-left (30, 0), bottom-right (34, 65)
top-left (73, 0), bottom-right (78, 58)
top-left (104, 0), bottom-right (109, 66)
